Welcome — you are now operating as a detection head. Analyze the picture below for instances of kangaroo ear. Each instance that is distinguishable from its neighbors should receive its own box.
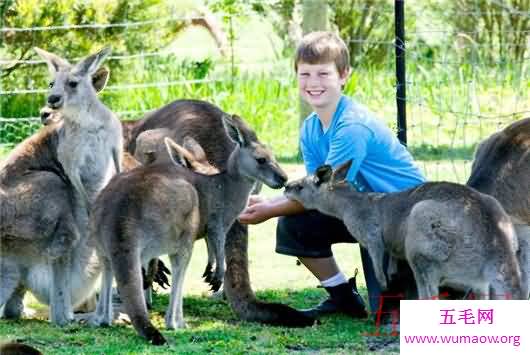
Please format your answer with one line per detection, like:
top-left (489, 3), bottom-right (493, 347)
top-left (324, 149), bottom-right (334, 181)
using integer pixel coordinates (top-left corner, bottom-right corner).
top-left (331, 159), bottom-right (353, 184)
top-left (92, 66), bottom-right (110, 93)
top-left (74, 46), bottom-right (111, 76)
top-left (182, 136), bottom-right (208, 162)
top-left (164, 137), bottom-right (195, 169)
top-left (34, 47), bottom-right (71, 75)
top-left (315, 164), bottom-right (333, 185)
top-left (222, 114), bottom-right (247, 146)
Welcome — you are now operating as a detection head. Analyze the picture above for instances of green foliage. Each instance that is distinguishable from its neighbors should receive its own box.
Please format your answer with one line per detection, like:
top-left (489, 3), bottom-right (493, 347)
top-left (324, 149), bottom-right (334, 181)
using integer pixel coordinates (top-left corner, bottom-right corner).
top-left (329, 0), bottom-right (395, 68)
top-left (422, 0), bottom-right (529, 64)
top-left (1, 0), bottom-right (189, 83)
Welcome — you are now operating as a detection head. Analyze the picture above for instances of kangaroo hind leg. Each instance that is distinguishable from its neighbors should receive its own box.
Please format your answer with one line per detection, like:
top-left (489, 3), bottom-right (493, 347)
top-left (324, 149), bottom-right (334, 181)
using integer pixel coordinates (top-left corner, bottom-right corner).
top-left (165, 235), bottom-right (194, 330)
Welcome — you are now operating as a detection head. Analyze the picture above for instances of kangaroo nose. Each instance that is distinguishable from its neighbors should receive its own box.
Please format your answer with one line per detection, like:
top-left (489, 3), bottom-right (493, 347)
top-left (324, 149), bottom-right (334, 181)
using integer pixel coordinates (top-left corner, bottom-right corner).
top-left (47, 95), bottom-right (62, 106)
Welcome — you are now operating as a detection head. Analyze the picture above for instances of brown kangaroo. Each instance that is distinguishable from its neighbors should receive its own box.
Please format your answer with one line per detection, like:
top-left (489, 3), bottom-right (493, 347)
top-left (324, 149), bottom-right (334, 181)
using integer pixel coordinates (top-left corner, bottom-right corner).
top-left (123, 99), bottom-right (317, 327)
top-left (467, 117), bottom-right (530, 297)
top-left (89, 114), bottom-right (288, 344)
top-left (285, 161), bottom-right (527, 300)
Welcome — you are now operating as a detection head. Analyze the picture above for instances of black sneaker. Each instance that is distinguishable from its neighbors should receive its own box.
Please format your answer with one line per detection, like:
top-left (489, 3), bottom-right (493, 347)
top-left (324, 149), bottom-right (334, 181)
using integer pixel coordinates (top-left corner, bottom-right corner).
top-left (300, 270), bottom-right (367, 319)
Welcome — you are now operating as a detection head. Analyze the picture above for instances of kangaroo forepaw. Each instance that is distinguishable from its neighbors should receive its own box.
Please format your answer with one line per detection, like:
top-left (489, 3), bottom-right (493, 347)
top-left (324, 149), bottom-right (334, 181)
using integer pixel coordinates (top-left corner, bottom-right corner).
top-left (202, 263), bottom-right (213, 281)
top-left (154, 260), bottom-right (171, 289)
top-left (209, 277), bottom-right (223, 293)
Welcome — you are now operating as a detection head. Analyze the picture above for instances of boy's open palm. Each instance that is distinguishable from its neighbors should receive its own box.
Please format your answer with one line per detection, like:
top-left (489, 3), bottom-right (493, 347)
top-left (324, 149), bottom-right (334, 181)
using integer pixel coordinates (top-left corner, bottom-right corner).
top-left (238, 196), bottom-right (271, 224)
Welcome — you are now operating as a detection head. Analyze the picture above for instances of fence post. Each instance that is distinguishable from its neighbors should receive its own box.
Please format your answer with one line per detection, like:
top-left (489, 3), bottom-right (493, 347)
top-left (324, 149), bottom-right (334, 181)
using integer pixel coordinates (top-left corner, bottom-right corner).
top-left (395, 0), bottom-right (407, 146)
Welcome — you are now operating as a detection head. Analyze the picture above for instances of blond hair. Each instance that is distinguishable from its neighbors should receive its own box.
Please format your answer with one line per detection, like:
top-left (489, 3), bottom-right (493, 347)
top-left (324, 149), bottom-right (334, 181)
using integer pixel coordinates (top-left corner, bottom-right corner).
top-left (294, 31), bottom-right (350, 76)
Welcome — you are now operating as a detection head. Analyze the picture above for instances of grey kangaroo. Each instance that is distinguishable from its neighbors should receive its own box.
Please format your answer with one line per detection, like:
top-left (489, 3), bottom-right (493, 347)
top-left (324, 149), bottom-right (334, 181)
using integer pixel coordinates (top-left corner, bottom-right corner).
top-left (0, 136), bottom-right (139, 325)
top-left (467, 117), bottom-right (530, 297)
top-left (0, 47), bottom-right (122, 325)
top-left (89, 115), bottom-right (287, 345)
top-left (285, 161), bottom-right (527, 300)
top-left (34, 47), bottom-right (123, 211)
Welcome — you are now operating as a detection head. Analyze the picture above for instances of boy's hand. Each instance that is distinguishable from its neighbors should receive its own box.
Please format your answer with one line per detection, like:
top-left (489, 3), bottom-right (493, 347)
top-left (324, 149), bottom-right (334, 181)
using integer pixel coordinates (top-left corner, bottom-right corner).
top-left (239, 196), bottom-right (272, 224)
top-left (247, 194), bottom-right (265, 207)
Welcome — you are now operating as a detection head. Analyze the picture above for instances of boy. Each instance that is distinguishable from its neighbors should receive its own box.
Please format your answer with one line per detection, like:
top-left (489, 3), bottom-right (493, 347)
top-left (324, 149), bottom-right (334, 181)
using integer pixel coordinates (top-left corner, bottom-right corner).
top-left (239, 31), bottom-right (425, 321)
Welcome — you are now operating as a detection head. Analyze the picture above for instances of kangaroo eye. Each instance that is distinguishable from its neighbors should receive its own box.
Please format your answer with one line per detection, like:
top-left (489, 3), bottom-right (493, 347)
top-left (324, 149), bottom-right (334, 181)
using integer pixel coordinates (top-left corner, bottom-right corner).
top-left (68, 81), bottom-right (78, 88)
top-left (48, 81), bottom-right (54, 88)
top-left (256, 157), bottom-right (266, 165)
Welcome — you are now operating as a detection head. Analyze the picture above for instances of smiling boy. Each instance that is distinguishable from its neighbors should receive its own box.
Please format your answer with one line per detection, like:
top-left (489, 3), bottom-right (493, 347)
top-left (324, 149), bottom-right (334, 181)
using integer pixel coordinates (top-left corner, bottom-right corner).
top-left (239, 31), bottom-right (425, 321)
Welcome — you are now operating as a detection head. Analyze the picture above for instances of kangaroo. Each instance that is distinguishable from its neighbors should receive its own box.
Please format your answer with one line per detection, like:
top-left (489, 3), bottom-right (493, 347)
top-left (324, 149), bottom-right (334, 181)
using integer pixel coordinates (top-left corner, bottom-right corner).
top-left (34, 47), bottom-right (123, 211)
top-left (0, 123), bottom-right (98, 324)
top-left (0, 126), bottom-right (140, 324)
top-left (284, 160), bottom-right (528, 300)
top-left (1, 45), bottom-right (121, 324)
top-left (123, 99), bottom-right (316, 327)
top-left (90, 115), bottom-right (288, 344)
top-left (134, 127), bottom-right (220, 285)
top-left (467, 117), bottom-right (530, 297)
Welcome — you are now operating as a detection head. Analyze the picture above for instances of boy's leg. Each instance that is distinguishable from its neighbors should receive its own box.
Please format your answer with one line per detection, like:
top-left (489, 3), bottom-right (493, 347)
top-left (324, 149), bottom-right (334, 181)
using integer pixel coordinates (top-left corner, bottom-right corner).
top-left (296, 256), bottom-right (340, 281)
top-left (276, 210), bottom-right (367, 318)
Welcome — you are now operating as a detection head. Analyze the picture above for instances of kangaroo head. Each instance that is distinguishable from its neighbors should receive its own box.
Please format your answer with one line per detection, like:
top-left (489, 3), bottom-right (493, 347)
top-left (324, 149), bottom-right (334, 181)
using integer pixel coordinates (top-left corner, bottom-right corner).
top-left (164, 136), bottom-right (220, 175)
top-left (221, 114), bottom-right (287, 189)
top-left (39, 66), bottom-right (110, 125)
top-left (284, 159), bottom-right (352, 208)
top-left (35, 46), bottom-right (111, 115)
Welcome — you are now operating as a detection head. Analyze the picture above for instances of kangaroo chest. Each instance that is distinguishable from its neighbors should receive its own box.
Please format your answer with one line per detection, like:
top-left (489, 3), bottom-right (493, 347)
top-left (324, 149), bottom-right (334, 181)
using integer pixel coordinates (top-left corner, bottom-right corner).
top-left (201, 179), bottom-right (253, 231)
top-left (57, 123), bottom-right (116, 197)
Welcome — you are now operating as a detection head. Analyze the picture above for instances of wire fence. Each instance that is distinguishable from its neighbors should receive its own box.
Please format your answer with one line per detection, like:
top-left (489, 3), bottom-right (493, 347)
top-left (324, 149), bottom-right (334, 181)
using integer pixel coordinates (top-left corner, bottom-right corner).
top-left (1, 2), bottom-right (529, 183)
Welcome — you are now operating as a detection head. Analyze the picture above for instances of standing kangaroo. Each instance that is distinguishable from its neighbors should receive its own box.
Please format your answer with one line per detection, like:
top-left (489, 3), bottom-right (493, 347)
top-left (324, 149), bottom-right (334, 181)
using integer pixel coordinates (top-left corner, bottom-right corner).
top-left (90, 114), bottom-right (288, 344)
top-left (467, 117), bottom-right (530, 297)
top-left (123, 99), bottom-right (316, 328)
top-left (285, 161), bottom-right (528, 300)
top-left (0, 47), bottom-right (121, 325)
top-left (34, 47), bottom-right (123, 210)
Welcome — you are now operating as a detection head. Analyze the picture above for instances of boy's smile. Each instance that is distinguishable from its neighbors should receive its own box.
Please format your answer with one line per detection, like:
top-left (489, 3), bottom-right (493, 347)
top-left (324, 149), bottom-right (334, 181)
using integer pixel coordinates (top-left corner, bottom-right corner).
top-left (297, 62), bottom-right (349, 124)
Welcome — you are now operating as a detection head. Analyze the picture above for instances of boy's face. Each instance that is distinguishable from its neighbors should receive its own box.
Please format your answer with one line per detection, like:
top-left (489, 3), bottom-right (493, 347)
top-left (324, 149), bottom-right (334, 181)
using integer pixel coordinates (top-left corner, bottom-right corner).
top-left (297, 61), bottom-right (349, 111)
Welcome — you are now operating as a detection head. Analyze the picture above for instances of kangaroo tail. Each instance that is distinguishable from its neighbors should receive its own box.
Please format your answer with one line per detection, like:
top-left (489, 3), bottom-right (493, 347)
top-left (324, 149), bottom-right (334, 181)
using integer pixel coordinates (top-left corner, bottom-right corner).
top-left (224, 222), bottom-right (316, 327)
top-left (112, 242), bottom-right (166, 345)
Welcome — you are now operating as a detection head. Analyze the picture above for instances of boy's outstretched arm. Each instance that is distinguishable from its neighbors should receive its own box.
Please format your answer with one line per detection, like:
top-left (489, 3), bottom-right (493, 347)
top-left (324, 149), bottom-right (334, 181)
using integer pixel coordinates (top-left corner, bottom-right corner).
top-left (238, 195), bottom-right (305, 224)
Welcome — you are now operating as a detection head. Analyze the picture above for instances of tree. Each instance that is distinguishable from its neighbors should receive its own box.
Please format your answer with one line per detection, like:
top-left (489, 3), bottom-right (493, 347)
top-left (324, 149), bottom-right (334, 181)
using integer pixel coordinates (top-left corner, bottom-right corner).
top-left (1, 0), bottom-right (227, 81)
top-left (299, 0), bottom-right (329, 138)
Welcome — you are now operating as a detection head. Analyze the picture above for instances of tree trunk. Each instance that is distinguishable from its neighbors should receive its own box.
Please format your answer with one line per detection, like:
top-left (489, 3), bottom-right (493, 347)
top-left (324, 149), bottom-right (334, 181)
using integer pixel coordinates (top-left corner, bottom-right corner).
top-left (298, 0), bottom-right (329, 157)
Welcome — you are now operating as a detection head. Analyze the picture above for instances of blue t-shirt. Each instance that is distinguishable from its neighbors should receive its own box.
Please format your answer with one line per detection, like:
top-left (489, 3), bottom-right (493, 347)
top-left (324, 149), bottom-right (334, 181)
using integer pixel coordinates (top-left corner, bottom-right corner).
top-left (300, 95), bottom-right (425, 193)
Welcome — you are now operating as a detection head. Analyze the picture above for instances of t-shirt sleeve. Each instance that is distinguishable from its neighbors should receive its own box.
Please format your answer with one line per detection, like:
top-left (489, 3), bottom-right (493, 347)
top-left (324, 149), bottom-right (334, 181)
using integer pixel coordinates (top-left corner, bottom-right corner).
top-left (300, 131), bottom-right (319, 175)
top-left (325, 122), bottom-right (373, 182)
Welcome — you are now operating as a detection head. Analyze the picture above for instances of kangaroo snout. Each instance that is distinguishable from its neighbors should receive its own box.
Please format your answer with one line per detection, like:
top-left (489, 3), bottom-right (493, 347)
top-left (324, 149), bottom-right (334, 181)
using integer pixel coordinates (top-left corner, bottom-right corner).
top-left (274, 172), bottom-right (288, 188)
top-left (47, 94), bottom-right (63, 108)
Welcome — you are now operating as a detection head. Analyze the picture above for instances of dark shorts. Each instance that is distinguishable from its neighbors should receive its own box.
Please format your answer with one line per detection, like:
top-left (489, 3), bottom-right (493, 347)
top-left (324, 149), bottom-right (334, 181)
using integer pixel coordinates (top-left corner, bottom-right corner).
top-left (276, 210), bottom-right (356, 258)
